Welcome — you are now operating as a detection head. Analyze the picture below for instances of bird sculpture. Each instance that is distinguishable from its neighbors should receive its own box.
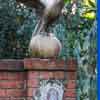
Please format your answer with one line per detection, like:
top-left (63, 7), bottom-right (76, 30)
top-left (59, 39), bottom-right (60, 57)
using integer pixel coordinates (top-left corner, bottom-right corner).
top-left (16, 0), bottom-right (64, 36)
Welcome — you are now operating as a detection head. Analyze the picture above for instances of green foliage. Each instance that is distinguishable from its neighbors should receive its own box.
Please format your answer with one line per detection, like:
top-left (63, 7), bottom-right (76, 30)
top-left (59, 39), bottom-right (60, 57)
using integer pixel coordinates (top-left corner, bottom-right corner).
top-left (64, 0), bottom-right (70, 4)
top-left (0, 0), bottom-right (97, 99)
top-left (0, 0), bottom-right (17, 58)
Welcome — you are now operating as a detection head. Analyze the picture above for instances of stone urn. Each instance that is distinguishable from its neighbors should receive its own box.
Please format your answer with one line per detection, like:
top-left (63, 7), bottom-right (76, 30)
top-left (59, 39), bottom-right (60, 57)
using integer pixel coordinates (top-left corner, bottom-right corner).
top-left (29, 33), bottom-right (62, 58)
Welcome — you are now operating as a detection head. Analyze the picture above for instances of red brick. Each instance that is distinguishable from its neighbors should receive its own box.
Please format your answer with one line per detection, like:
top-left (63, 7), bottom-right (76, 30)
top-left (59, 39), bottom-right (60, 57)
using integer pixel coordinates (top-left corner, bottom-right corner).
top-left (66, 59), bottom-right (77, 71)
top-left (27, 79), bottom-right (39, 88)
top-left (0, 80), bottom-right (24, 89)
top-left (0, 89), bottom-right (6, 97)
top-left (24, 58), bottom-right (65, 70)
top-left (0, 60), bottom-right (23, 70)
top-left (40, 71), bottom-right (65, 80)
top-left (39, 72), bottom-right (54, 79)
top-left (27, 88), bottom-right (37, 97)
top-left (65, 80), bottom-right (76, 89)
top-left (27, 71), bottom-right (39, 79)
top-left (24, 58), bottom-right (77, 71)
top-left (24, 59), bottom-right (33, 68)
top-left (6, 89), bottom-right (26, 97)
top-left (66, 72), bottom-right (77, 80)
top-left (64, 89), bottom-right (76, 98)
top-left (0, 72), bottom-right (25, 80)
top-left (47, 59), bottom-right (65, 68)
top-left (39, 72), bottom-right (49, 79)
top-left (0, 98), bottom-right (10, 100)
top-left (24, 58), bottom-right (49, 69)
top-left (48, 72), bottom-right (54, 79)
top-left (54, 71), bottom-right (65, 79)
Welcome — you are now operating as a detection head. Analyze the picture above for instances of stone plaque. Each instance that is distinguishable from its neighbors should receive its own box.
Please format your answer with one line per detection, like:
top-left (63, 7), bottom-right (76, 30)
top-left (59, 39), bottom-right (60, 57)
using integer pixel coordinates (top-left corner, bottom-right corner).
top-left (34, 80), bottom-right (64, 100)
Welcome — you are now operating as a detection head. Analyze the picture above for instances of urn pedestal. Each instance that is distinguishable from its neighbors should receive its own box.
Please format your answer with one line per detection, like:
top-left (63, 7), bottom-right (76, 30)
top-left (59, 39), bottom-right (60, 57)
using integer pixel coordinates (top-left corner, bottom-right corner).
top-left (0, 58), bottom-right (77, 100)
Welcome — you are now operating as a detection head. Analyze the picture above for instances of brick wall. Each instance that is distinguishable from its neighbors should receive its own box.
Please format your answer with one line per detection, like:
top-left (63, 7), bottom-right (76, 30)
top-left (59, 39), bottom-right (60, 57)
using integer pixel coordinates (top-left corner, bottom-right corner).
top-left (0, 58), bottom-right (77, 100)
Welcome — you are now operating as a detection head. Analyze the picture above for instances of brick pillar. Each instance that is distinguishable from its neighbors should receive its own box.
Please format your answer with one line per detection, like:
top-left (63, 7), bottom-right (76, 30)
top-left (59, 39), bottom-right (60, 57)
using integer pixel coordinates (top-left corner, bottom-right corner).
top-left (24, 58), bottom-right (77, 100)
top-left (0, 58), bottom-right (77, 100)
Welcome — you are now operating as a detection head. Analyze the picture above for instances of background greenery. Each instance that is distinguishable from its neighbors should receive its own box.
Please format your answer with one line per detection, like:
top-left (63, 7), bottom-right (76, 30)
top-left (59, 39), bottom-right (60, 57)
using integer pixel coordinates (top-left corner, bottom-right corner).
top-left (0, 0), bottom-right (97, 99)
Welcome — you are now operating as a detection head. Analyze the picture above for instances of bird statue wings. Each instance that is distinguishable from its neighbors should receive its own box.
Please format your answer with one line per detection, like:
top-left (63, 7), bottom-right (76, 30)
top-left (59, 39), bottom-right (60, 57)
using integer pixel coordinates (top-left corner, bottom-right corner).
top-left (16, 0), bottom-right (64, 36)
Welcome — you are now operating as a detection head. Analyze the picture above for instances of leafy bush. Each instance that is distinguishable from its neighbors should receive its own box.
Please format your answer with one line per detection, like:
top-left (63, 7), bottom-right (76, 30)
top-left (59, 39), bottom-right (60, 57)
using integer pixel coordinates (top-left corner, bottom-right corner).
top-left (0, 0), bottom-right (97, 99)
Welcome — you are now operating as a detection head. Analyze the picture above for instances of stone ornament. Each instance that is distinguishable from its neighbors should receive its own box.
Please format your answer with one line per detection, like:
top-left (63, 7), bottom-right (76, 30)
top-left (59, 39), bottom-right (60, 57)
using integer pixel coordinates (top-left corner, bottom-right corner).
top-left (34, 80), bottom-right (64, 100)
